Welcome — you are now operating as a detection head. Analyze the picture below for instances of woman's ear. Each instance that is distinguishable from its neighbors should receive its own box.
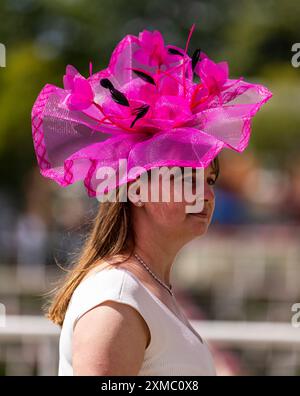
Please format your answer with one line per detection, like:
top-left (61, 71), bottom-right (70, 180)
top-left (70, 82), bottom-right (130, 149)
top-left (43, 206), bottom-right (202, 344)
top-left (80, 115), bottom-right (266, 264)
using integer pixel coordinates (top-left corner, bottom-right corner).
top-left (127, 180), bottom-right (144, 207)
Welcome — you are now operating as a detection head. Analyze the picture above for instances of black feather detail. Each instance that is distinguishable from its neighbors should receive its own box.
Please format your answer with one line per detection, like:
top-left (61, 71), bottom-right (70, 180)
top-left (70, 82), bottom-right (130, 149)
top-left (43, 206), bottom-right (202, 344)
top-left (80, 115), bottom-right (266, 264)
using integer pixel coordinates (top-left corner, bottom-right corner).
top-left (168, 47), bottom-right (184, 56)
top-left (130, 104), bottom-right (150, 128)
top-left (132, 69), bottom-right (156, 86)
top-left (100, 78), bottom-right (130, 107)
top-left (192, 48), bottom-right (201, 72)
top-left (111, 89), bottom-right (130, 106)
top-left (100, 78), bottom-right (114, 90)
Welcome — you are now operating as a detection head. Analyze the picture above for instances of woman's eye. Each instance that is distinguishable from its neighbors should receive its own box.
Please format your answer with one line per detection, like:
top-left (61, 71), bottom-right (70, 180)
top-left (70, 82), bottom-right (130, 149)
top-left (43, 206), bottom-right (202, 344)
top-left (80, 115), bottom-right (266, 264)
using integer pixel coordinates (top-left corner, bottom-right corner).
top-left (207, 177), bottom-right (216, 186)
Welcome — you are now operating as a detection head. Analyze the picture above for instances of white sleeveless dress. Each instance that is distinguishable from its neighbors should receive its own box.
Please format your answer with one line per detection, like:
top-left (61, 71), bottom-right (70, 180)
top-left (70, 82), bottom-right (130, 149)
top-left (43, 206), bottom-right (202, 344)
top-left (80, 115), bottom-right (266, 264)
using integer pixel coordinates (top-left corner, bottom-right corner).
top-left (58, 267), bottom-right (216, 376)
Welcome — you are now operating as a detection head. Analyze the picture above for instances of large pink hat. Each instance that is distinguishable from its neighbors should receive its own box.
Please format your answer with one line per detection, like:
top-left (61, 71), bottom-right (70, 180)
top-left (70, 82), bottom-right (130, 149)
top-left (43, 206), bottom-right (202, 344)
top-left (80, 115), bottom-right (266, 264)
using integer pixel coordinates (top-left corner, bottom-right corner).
top-left (31, 24), bottom-right (272, 197)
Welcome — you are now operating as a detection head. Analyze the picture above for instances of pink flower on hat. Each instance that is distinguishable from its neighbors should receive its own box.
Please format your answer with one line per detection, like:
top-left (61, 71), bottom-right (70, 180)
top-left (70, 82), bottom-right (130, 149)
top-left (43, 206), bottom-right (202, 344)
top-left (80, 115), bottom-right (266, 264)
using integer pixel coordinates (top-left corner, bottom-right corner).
top-left (134, 30), bottom-right (181, 68)
top-left (196, 58), bottom-right (229, 95)
top-left (63, 65), bottom-right (79, 90)
top-left (65, 76), bottom-right (94, 111)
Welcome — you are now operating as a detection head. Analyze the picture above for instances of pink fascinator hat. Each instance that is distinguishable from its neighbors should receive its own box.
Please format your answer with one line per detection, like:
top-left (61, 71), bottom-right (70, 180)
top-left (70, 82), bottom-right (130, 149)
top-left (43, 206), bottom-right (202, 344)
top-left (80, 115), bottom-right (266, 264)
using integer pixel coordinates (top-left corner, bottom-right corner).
top-left (31, 24), bottom-right (272, 197)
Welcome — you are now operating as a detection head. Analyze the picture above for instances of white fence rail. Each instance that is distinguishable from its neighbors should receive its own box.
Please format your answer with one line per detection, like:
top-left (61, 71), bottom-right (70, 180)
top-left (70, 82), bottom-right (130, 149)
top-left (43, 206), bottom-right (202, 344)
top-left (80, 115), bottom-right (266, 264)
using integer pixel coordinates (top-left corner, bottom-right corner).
top-left (1, 315), bottom-right (299, 345)
top-left (1, 316), bottom-right (300, 375)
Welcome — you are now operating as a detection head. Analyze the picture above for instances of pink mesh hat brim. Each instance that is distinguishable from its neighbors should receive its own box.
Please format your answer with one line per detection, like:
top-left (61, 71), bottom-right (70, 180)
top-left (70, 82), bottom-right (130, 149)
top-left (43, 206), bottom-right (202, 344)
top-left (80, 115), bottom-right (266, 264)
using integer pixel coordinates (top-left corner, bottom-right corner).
top-left (31, 24), bottom-right (272, 197)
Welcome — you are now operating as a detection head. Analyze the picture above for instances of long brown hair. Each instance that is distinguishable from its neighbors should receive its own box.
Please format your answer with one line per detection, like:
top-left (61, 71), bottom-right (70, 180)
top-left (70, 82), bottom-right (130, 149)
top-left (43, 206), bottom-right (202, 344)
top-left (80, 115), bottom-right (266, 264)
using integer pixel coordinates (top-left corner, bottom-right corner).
top-left (46, 157), bottom-right (220, 326)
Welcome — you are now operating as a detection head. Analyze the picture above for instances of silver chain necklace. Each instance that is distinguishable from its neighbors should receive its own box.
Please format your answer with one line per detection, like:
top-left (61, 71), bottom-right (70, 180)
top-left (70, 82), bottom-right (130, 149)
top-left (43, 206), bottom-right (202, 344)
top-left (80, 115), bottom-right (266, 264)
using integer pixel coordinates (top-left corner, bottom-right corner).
top-left (133, 252), bottom-right (174, 297)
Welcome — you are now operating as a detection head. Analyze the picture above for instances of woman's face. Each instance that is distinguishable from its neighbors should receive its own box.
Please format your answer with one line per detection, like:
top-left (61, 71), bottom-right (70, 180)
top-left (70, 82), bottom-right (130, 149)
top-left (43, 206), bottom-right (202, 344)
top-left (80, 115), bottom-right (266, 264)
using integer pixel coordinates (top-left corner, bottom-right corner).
top-left (131, 164), bottom-right (217, 246)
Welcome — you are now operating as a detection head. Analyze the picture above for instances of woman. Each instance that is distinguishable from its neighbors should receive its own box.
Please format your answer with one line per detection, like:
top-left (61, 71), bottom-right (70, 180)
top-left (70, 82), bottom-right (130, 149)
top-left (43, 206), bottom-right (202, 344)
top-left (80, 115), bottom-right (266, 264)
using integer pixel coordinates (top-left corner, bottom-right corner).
top-left (48, 160), bottom-right (219, 376)
top-left (31, 25), bottom-right (272, 375)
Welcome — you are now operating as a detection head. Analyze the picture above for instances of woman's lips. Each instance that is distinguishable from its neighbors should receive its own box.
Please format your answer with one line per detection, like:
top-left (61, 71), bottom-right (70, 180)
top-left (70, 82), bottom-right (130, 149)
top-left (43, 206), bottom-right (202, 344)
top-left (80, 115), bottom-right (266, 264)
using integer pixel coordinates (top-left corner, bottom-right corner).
top-left (189, 211), bottom-right (208, 218)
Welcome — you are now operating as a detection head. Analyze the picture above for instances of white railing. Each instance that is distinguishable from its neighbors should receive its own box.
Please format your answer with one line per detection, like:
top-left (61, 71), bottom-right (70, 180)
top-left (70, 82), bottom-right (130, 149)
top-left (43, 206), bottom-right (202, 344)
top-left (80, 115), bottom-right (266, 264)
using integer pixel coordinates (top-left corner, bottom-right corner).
top-left (192, 320), bottom-right (300, 348)
top-left (1, 315), bottom-right (299, 345)
top-left (1, 316), bottom-right (300, 346)
top-left (1, 316), bottom-right (300, 375)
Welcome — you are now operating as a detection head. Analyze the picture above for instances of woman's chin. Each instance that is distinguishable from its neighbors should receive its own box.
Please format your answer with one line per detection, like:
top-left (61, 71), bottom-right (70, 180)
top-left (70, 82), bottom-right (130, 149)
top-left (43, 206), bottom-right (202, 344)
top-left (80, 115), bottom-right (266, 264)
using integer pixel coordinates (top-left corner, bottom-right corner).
top-left (187, 213), bottom-right (210, 235)
top-left (188, 213), bottom-right (210, 222)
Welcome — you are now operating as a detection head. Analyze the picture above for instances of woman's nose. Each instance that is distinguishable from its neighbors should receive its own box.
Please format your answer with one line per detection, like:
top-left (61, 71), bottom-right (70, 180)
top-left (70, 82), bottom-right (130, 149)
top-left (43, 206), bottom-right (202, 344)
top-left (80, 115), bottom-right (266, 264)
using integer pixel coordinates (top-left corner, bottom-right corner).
top-left (204, 183), bottom-right (215, 202)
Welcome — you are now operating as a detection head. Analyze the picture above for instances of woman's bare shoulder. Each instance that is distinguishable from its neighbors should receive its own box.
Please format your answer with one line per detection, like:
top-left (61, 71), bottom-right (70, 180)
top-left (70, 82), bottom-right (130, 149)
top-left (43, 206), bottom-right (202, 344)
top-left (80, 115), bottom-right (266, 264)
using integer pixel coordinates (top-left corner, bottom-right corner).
top-left (72, 292), bottom-right (150, 375)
